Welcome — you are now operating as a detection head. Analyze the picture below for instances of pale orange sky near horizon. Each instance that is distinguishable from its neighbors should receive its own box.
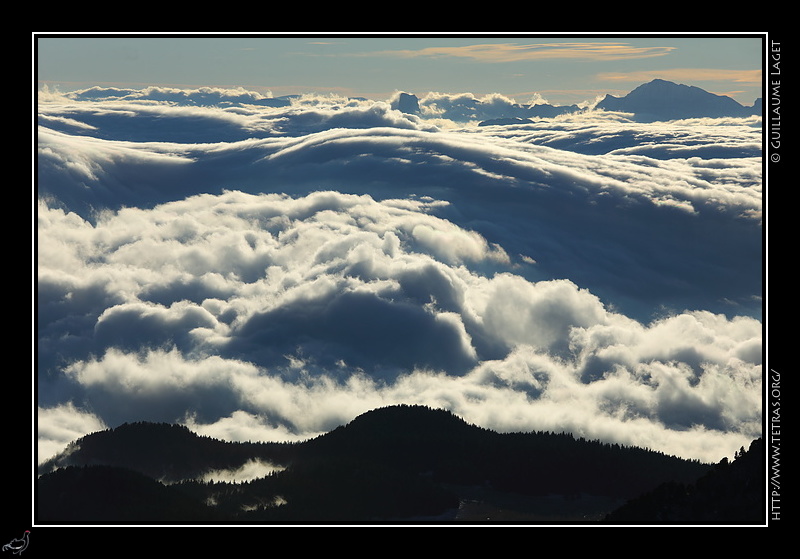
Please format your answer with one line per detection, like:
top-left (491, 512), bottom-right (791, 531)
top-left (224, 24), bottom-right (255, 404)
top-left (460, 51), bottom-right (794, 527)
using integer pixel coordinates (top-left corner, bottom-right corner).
top-left (36, 34), bottom-right (765, 107)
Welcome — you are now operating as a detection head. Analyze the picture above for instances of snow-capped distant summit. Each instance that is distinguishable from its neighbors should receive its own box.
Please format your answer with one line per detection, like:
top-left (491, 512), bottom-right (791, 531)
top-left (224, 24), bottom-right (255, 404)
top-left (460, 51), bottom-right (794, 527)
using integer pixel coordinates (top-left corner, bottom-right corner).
top-left (596, 79), bottom-right (762, 121)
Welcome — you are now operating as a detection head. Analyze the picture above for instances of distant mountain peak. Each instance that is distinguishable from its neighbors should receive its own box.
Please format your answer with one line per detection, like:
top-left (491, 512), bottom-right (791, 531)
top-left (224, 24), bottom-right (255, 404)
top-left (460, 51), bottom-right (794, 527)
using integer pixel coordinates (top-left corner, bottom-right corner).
top-left (391, 92), bottom-right (421, 114)
top-left (629, 78), bottom-right (717, 98)
top-left (640, 78), bottom-right (691, 88)
top-left (596, 79), bottom-right (761, 121)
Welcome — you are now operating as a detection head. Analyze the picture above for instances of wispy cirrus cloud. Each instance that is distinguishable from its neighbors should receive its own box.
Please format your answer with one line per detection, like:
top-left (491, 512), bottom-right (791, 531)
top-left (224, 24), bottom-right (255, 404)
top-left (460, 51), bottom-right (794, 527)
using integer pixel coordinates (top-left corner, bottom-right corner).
top-left (372, 42), bottom-right (677, 63)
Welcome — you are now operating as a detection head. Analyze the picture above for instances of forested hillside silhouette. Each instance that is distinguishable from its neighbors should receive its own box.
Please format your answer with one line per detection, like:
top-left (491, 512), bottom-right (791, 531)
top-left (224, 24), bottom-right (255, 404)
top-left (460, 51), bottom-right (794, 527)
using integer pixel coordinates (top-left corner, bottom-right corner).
top-left (38, 421), bottom-right (294, 483)
top-left (604, 437), bottom-right (765, 524)
top-left (37, 405), bottom-right (760, 523)
top-left (36, 465), bottom-right (219, 522)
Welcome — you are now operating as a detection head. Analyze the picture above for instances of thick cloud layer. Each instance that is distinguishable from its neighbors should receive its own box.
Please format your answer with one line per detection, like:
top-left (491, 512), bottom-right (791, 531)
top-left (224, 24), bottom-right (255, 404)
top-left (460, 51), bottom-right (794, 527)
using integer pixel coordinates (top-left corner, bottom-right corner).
top-left (36, 87), bottom-right (763, 464)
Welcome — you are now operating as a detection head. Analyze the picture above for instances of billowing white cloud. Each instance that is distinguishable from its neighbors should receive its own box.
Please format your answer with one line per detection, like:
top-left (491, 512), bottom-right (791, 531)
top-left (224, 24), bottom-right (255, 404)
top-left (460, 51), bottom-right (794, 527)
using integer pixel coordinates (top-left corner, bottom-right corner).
top-left (200, 458), bottom-right (285, 484)
top-left (36, 86), bottom-right (762, 464)
top-left (37, 403), bottom-right (107, 464)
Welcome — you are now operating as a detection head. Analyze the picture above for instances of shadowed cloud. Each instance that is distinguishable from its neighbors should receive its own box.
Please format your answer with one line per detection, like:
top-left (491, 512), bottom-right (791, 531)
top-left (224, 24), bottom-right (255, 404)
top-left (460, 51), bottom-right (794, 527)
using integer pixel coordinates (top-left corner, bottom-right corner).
top-left (36, 85), bottom-right (762, 464)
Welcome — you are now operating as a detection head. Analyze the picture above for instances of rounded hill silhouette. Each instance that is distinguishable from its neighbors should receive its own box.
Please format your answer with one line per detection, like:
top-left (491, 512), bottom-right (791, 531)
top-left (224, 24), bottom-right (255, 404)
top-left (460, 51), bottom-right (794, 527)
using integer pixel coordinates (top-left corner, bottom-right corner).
top-left (36, 405), bottom-right (759, 523)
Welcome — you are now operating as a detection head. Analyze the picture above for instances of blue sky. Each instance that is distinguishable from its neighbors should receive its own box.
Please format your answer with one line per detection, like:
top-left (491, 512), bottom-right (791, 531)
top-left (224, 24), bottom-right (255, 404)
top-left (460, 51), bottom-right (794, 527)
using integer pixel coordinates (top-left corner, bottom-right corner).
top-left (35, 33), bottom-right (765, 106)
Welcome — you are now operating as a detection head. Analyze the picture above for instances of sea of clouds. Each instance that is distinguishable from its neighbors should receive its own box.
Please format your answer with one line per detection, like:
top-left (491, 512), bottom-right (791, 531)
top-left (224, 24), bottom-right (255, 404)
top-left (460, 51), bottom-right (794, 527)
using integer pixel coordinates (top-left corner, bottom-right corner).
top-left (36, 86), bottom-right (763, 464)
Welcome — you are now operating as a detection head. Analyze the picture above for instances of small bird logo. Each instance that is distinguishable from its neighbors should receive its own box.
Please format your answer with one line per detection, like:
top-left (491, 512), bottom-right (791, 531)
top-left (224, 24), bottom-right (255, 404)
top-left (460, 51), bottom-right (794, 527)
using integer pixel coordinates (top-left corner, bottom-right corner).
top-left (2, 531), bottom-right (29, 555)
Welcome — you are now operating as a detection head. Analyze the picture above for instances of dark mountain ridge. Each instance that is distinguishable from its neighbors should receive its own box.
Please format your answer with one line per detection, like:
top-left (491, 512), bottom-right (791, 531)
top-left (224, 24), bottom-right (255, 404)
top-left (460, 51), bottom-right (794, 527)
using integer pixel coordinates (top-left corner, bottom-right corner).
top-left (595, 79), bottom-right (761, 121)
top-left (604, 437), bottom-right (765, 524)
top-left (36, 405), bottom-right (761, 524)
top-left (468, 79), bottom-right (762, 125)
top-left (38, 420), bottom-right (294, 484)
